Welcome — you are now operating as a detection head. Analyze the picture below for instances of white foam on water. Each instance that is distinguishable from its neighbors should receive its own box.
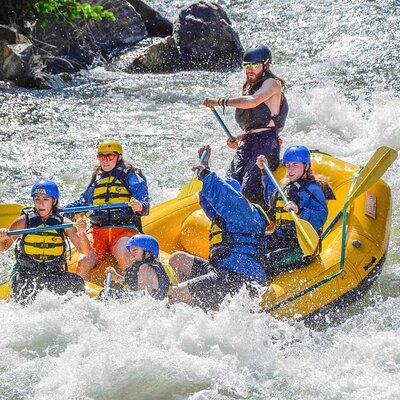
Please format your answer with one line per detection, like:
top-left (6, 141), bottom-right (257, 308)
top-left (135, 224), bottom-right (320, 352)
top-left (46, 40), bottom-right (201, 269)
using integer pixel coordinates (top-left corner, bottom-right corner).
top-left (0, 0), bottom-right (399, 398)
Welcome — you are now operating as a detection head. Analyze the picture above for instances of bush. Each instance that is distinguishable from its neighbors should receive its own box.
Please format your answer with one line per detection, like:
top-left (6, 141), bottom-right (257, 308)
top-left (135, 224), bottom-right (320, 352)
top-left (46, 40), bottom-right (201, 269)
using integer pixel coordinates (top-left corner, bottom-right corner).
top-left (2, 0), bottom-right (116, 26)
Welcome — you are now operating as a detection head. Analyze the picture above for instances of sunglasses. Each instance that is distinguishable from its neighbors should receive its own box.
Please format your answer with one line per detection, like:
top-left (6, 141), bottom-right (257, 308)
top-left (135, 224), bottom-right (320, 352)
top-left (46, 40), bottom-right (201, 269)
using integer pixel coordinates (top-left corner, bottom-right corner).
top-left (97, 153), bottom-right (118, 162)
top-left (242, 62), bottom-right (261, 70)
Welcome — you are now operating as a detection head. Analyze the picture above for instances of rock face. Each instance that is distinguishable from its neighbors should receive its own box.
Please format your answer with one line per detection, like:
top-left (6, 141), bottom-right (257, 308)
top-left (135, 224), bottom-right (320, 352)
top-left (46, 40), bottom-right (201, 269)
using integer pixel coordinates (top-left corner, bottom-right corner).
top-left (121, 1), bottom-right (243, 74)
top-left (0, 25), bottom-right (49, 88)
top-left (125, 36), bottom-right (180, 73)
top-left (31, 0), bottom-right (148, 74)
top-left (173, 1), bottom-right (243, 70)
top-left (126, 0), bottom-right (173, 37)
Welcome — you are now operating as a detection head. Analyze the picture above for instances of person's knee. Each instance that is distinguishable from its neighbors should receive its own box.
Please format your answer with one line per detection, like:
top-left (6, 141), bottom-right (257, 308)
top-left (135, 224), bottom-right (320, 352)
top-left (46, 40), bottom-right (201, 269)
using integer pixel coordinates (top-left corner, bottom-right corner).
top-left (169, 251), bottom-right (194, 276)
top-left (77, 251), bottom-right (98, 273)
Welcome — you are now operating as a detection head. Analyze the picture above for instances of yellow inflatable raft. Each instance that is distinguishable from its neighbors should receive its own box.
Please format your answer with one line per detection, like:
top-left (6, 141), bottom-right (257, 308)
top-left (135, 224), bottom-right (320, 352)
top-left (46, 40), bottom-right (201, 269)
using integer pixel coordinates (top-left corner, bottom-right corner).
top-left (0, 148), bottom-right (395, 323)
top-left (141, 148), bottom-right (394, 321)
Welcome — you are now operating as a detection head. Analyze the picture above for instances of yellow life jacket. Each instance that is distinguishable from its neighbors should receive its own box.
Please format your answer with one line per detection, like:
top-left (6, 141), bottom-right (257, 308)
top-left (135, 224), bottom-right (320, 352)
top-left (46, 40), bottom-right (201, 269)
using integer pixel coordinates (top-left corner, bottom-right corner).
top-left (92, 167), bottom-right (131, 205)
top-left (19, 208), bottom-right (66, 263)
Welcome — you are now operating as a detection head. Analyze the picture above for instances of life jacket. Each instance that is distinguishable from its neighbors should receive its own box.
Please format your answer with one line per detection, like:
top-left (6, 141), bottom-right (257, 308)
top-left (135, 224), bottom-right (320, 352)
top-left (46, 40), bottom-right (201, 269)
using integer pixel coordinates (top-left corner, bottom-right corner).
top-left (16, 207), bottom-right (67, 271)
top-left (273, 179), bottom-right (335, 241)
top-left (89, 165), bottom-right (144, 231)
top-left (209, 203), bottom-right (270, 264)
top-left (235, 71), bottom-right (289, 132)
top-left (124, 259), bottom-right (170, 300)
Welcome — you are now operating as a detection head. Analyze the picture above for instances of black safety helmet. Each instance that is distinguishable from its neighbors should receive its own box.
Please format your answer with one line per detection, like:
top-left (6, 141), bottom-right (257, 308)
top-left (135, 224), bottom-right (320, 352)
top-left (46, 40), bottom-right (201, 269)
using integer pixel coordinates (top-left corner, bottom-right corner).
top-left (243, 45), bottom-right (272, 65)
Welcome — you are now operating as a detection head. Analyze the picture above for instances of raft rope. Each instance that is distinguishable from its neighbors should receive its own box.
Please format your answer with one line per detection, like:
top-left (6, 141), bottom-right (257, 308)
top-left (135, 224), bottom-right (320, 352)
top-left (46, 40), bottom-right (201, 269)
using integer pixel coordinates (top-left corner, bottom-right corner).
top-left (265, 168), bottom-right (362, 313)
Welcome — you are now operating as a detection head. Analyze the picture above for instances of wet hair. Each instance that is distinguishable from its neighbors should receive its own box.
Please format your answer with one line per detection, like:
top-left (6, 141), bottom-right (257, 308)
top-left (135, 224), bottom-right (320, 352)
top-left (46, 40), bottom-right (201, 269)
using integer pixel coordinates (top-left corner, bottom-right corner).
top-left (281, 165), bottom-right (331, 190)
top-left (91, 157), bottom-right (141, 180)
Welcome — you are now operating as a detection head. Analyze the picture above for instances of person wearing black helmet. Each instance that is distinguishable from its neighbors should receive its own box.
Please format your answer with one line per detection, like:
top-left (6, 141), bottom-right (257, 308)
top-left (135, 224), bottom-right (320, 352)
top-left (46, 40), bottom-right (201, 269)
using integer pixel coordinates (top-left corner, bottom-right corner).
top-left (203, 44), bottom-right (289, 206)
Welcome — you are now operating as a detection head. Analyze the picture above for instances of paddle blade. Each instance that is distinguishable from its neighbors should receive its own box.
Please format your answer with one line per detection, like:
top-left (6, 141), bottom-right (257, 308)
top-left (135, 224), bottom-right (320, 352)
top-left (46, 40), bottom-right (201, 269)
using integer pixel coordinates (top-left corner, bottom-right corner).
top-left (0, 204), bottom-right (24, 228)
top-left (292, 213), bottom-right (320, 256)
top-left (176, 176), bottom-right (203, 200)
top-left (348, 146), bottom-right (398, 203)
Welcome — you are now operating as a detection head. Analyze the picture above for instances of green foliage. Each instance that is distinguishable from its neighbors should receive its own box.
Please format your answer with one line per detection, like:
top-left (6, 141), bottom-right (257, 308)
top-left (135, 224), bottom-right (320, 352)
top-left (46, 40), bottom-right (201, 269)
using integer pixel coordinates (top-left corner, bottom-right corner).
top-left (2, 0), bottom-right (116, 26)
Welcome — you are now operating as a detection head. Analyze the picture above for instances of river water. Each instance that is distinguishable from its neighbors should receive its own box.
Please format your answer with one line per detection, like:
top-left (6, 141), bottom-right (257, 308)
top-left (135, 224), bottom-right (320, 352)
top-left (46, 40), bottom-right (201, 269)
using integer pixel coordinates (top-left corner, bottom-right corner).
top-left (0, 0), bottom-right (399, 399)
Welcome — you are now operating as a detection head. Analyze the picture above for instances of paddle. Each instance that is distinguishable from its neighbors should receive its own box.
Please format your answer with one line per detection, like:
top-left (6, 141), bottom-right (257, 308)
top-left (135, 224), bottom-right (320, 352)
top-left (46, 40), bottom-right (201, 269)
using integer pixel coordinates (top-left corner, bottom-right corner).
top-left (210, 107), bottom-right (236, 140)
top-left (100, 271), bottom-right (113, 300)
top-left (262, 162), bottom-right (320, 256)
top-left (61, 201), bottom-right (132, 214)
top-left (176, 148), bottom-right (210, 199)
top-left (6, 222), bottom-right (77, 236)
top-left (321, 146), bottom-right (398, 239)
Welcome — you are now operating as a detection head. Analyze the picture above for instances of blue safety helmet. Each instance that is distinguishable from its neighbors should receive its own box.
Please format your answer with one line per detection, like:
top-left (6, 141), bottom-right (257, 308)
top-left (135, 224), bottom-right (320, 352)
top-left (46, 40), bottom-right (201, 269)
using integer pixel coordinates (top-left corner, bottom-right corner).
top-left (243, 44), bottom-right (272, 64)
top-left (126, 234), bottom-right (159, 259)
top-left (31, 180), bottom-right (60, 201)
top-left (282, 146), bottom-right (311, 165)
top-left (225, 177), bottom-right (242, 193)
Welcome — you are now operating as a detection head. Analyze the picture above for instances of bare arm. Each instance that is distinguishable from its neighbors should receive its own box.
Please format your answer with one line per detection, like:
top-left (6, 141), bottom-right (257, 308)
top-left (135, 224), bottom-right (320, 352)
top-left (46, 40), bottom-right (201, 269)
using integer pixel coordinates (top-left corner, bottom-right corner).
top-left (203, 78), bottom-right (281, 109)
top-left (64, 218), bottom-right (91, 255)
top-left (0, 216), bottom-right (26, 252)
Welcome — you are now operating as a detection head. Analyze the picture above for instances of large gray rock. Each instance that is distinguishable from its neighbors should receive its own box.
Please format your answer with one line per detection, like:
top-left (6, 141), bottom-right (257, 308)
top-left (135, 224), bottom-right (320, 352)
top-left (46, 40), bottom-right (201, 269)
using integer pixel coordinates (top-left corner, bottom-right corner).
top-left (0, 24), bottom-right (30, 45)
top-left (31, 0), bottom-right (148, 74)
top-left (126, 0), bottom-right (173, 37)
top-left (174, 1), bottom-right (243, 70)
top-left (0, 41), bottom-right (51, 88)
top-left (124, 36), bottom-right (180, 73)
top-left (0, 43), bottom-right (33, 80)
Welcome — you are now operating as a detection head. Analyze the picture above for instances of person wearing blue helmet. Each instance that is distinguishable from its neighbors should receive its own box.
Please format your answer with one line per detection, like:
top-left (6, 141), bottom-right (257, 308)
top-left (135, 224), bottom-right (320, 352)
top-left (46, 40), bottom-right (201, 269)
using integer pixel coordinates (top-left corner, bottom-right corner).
top-left (256, 146), bottom-right (335, 277)
top-left (203, 44), bottom-right (289, 206)
top-left (169, 145), bottom-right (270, 311)
top-left (0, 180), bottom-right (91, 302)
top-left (106, 234), bottom-right (171, 300)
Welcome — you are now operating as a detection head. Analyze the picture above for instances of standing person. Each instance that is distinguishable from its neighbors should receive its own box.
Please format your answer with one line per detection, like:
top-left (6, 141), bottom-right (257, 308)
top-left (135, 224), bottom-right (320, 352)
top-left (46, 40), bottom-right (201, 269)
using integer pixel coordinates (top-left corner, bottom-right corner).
top-left (169, 146), bottom-right (270, 311)
top-left (106, 234), bottom-right (172, 300)
top-left (0, 180), bottom-right (89, 301)
top-left (65, 140), bottom-right (150, 280)
top-left (203, 44), bottom-right (289, 205)
top-left (256, 146), bottom-right (335, 277)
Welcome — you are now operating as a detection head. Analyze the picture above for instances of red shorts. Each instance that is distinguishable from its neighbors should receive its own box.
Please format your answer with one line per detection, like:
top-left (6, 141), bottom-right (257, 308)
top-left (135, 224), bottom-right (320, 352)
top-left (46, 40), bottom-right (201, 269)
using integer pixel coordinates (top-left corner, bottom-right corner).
top-left (88, 227), bottom-right (137, 261)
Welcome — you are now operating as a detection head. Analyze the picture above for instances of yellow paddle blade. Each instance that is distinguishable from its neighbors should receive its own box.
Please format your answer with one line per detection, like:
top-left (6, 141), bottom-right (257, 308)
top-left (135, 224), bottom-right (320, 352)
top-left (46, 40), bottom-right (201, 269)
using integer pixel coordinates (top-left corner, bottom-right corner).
top-left (0, 282), bottom-right (11, 301)
top-left (348, 146), bottom-right (398, 203)
top-left (291, 212), bottom-right (320, 256)
top-left (0, 203), bottom-right (24, 228)
top-left (176, 176), bottom-right (203, 200)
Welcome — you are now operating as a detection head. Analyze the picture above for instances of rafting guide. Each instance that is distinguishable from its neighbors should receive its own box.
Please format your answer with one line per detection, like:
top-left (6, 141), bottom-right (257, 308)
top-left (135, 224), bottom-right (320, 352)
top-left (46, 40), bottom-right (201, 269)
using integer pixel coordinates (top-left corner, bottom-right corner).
top-left (203, 44), bottom-right (289, 206)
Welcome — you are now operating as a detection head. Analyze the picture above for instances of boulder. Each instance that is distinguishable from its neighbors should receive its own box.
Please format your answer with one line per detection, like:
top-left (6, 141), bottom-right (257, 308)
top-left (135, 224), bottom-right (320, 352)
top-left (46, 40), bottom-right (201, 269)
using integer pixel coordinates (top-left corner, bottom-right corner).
top-left (124, 36), bottom-right (180, 73)
top-left (126, 0), bottom-right (173, 37)
top-left (31, 0), bottom-right (148, 74)
top-left (173, 1), bottom-right (243, 70)
top-left (0, 24), bottom-right (30, 45)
